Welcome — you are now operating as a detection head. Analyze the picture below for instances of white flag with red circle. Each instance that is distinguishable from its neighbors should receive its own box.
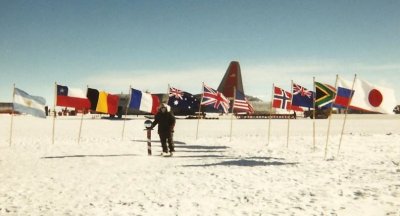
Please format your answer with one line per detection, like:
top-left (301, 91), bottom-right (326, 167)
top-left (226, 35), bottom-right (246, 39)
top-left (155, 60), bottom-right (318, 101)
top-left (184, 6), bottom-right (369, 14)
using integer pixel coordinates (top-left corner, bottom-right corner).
top-left (338, 77), bottom-right (397, 114)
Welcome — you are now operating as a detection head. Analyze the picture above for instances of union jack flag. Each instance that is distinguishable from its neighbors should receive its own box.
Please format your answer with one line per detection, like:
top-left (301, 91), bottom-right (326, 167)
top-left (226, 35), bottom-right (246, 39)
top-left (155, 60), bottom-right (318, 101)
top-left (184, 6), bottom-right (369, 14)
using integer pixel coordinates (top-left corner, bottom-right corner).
top-left (233, 90), bottom-right (254, 114)
top-left (292, 83), bottom-right (314, 108)
top-left (169, 87), bottom-right (183, 100)
top-left (201, 84), bottom-right (230, 113)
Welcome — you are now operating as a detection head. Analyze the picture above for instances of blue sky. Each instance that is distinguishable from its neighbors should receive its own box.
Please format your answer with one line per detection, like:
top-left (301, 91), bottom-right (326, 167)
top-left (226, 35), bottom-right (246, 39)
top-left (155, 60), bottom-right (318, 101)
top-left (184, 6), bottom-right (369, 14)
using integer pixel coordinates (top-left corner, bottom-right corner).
top-left (1, 0), bottom-right (399, 105)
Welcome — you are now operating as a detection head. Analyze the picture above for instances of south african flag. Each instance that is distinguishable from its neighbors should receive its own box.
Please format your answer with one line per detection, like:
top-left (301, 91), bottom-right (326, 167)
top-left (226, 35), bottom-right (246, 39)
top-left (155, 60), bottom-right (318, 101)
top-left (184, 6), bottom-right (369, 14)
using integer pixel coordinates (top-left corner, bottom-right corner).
top-left (315, 82), bottom-right (336, 109)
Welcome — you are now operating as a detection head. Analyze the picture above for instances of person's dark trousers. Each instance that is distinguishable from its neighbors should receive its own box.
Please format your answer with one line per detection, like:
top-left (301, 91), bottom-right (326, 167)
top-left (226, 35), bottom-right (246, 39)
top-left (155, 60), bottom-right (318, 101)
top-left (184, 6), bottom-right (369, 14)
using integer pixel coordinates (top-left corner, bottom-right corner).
top-left (168, 133), bottom-right (174, 152)
top-left (159, 132), bottom-right (174, 153)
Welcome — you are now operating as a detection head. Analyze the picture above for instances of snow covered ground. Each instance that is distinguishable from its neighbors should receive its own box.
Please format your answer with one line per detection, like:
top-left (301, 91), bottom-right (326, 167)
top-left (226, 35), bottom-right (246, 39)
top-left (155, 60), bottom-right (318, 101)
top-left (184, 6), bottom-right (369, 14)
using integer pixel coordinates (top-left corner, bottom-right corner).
top-left (0, 114), bottom-right (399, 215)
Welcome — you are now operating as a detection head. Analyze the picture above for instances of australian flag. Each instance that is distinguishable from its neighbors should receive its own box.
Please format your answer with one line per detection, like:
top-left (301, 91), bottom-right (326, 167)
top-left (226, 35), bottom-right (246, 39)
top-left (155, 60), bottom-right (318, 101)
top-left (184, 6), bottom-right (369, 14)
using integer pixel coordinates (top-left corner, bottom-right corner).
top-left (167, 87), bottom-right (199, 115)
top-left (292, 83), bottom-right (314, 108)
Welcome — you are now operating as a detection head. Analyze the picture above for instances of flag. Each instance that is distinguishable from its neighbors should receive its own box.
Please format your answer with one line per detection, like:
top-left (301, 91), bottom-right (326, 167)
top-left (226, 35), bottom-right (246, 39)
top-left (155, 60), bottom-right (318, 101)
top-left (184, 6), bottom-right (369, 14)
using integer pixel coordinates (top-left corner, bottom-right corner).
top-left (167, 87), bottom-right (199, 114)
top-left (56, 84), bottom-right (91, 109)
top-left (272, 86), bottom-right (303, 111)
top-left (201, 84), bottom-right (230, 113)
top-left (337, 77), bottom-right (397, 114)
top-left (13, 88), bottom-right (46, 118)
top-left (129, 88), bottom-right (160, 114)
top-left (233, 89), bottom-right (254, 113)
top-left (334, 77), bottom-right (356, 108)
top-left (334, 86), bottom-right (354, 108)
top-left (315, 82), bottom-right (336, 109)
top-left (292, 83), bottom-right (314, 108)
top-left (86, 88), bottom-right (119, 115)
top-left (273, 86), bottom-right (291, 109)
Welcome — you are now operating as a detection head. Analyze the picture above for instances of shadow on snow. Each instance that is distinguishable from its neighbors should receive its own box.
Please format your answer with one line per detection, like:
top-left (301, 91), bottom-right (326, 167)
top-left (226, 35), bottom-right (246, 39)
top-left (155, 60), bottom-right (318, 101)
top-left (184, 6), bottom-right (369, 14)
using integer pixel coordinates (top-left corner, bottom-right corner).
top-left (182, 157), bottom-right (298, 167)
top-left (41, 154), bottom-right (137, 159)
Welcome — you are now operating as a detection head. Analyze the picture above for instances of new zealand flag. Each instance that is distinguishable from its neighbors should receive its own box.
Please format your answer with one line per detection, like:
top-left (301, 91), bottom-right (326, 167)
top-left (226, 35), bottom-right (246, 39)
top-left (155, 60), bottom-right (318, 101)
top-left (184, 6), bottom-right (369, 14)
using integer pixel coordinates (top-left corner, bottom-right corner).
top-left (167, 87), bottom-right (199, 115)
top-left (292, 83), bottom-right (314, 108)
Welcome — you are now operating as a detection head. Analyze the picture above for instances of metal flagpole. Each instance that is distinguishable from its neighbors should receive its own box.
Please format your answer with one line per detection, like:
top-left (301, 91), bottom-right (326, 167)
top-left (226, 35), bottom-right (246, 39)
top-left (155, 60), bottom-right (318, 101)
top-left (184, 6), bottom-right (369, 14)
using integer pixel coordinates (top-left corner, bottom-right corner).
top-left (9, 84), bottom-right (16, 147)
top-left (52, 82), bottom-right (57, 145)
top-left (337, 74), bottom-right (357, 157)
top-left (287, 81), bottom-right (293, 148)
top-left (121, 85), bottom-right (132, 140)
top-left (195, 82), bottom-right (204, 140)
top-left (267, 84), bottom-right (274, 146)
top-left (312, 77), bottom-right (316, 151)
top-left (77, 85), bottom-right (88, 144)
top-left (324, 75), bottom-right (339, 159)
top-left (229, 87), bottom-right (236, 142)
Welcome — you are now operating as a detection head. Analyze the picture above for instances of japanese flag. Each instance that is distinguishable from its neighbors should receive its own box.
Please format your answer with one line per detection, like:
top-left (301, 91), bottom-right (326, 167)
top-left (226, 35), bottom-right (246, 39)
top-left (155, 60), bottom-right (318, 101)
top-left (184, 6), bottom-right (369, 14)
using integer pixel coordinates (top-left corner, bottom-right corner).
top-left (338, 77), bottom-right (397, 114)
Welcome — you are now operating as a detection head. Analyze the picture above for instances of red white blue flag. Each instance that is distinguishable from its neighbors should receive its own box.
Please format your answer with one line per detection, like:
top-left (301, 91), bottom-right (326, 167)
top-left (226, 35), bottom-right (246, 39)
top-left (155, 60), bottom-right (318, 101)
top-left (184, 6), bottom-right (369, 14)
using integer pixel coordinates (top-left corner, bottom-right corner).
top-left (167, 86), bottom-right (199, 114)
top-left (201, 84), bottom-right (230, 113)
top-left (292, 83), bottom-right (314, 108)
top-left (273, 86), bottom-right (303, 111)
top-left (233, 90), bottom-right (254, 113)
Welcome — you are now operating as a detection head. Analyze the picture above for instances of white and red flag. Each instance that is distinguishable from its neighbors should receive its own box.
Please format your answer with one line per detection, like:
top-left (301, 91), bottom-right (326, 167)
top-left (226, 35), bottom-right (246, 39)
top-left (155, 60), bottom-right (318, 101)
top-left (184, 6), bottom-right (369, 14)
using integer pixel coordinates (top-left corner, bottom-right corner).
top-left (338, 77), bottom-right (397, 114)
top-left (56, 84), bottom-right (91, 110)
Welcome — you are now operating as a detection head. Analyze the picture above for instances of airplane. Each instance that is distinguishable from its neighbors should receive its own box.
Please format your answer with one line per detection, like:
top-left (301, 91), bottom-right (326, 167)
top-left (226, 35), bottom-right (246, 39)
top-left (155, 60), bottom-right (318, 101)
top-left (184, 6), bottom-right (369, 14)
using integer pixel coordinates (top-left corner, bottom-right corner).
top-left (112, 61), bottom-right (270, 118)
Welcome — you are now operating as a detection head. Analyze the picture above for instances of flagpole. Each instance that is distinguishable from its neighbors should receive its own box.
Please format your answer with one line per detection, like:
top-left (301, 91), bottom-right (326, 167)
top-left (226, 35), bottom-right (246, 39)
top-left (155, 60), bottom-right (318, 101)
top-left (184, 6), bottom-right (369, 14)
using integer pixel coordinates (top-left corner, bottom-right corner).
top-left (267, 84), bottom-right (274, 146)
top-left (324, 75), bottom-right (339, 159)
top-left (287, 81), bottom-right (293, 148)
top-left (229, 87), bottom-right (236, 142)
top-left (337, 74), bottom-right (357, 157)
top-left (121, 86), bottom-right (131, 141)
top-left (195, 82), bottom-right (204, 140)
top-left (9, 84), bottom-right (16, 147)
top-left (77, 85), bottom-right (88, 144)
top-left (52, 82), bottom-right (57, 145)
top-left (312, 77), bottom-right (316, 151)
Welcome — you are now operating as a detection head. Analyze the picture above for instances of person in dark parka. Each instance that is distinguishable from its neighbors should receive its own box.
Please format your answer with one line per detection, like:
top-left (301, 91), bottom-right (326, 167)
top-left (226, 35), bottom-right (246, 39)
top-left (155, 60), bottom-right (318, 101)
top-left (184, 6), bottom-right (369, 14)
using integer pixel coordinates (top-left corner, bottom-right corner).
top-left (151, 104), bottom-right (176, 156)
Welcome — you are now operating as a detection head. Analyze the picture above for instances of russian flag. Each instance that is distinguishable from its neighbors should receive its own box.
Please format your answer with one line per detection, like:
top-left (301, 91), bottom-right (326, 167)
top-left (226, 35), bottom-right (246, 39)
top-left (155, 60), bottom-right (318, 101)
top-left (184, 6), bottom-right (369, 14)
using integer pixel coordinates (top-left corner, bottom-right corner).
top-left (56, 85), bottom-right (91, 110)
top-left (129, 88), bottom-right (160, 114)
top-left (334, 86), bottom-right (354, 108)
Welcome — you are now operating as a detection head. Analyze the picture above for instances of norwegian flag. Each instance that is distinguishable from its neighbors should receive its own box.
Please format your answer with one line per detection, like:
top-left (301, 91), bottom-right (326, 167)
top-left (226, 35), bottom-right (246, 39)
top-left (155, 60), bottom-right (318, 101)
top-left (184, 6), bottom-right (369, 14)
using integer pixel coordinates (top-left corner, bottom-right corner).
top-left (233, 90), bottom-right (254, 114)
top-left (292, 83), bottom-right (314, 108)
top-left (273, 86), bottom-right (303, 111)
top-left (201, 84), bottom-right (230, 113)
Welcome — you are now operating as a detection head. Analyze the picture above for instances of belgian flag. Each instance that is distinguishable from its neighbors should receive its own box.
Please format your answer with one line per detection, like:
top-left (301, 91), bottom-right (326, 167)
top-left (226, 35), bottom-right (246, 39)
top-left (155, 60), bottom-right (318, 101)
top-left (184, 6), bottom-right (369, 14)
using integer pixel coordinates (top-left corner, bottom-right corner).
top-left (87, 88), bottom-right (119, 115)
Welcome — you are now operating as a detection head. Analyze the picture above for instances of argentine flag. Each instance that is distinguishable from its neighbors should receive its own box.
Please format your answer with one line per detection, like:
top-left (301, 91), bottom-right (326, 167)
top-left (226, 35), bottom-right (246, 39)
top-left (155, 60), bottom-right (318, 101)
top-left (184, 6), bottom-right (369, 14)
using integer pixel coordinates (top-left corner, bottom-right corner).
top-left (13, 88), bottom-right (46, 118)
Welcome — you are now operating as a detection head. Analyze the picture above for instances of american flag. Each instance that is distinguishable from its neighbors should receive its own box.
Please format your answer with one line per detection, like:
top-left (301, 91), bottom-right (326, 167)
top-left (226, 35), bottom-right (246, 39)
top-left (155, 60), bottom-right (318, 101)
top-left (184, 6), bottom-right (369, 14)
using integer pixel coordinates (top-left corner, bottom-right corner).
top-left (233, 90), bottom-right (254, 114)
top-left (201, 84), bottom-right (230, 113)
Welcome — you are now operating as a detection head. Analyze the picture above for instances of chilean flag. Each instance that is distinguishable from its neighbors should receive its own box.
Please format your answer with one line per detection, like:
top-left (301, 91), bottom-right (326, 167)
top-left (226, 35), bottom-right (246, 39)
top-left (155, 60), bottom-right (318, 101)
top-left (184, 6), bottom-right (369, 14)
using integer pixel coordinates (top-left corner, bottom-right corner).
top-left (56, 85), bottom-right (91, 109)
top-left (129, 88), bottom-right (160, 114)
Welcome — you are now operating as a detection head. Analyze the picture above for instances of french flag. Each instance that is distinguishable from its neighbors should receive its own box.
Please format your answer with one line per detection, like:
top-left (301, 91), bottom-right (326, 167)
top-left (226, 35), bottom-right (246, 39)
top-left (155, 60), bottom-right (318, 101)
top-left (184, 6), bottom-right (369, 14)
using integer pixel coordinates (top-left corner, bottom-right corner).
top-left (56, 85), bottom-right (91, 109)
top-left (129, 88), bottom-right (160, 114)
